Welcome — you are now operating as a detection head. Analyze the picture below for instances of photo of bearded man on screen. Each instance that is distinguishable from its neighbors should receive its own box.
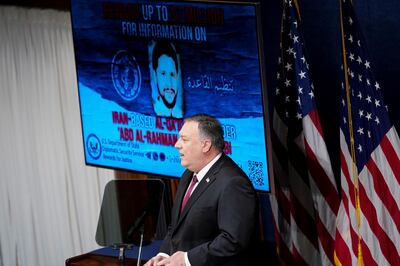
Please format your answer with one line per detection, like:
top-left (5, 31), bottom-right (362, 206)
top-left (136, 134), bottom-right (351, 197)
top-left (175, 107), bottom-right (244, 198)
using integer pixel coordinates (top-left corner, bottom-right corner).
top-left (149, 40), bottom-right (184, 118)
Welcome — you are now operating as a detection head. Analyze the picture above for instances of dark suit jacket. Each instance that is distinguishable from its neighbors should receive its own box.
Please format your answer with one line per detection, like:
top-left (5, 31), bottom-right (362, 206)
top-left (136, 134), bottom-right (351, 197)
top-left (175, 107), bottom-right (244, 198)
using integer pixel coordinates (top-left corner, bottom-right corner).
top-left (159, 154), bottom-right (259, 266)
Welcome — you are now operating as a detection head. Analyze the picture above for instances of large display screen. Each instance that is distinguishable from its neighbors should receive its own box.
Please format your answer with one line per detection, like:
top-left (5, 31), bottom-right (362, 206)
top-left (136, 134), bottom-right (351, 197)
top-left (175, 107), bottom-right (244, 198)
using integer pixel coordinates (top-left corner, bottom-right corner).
top-left (71, 0), bottom-right (272, 191)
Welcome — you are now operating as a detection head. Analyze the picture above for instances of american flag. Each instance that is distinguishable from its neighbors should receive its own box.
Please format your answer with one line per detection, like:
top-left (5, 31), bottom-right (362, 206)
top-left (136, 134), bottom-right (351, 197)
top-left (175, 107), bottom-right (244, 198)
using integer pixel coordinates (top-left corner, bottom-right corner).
top-left (270, 0), bottom-right (340, 265)
top-left (334, 0), bottom-right (400, 265)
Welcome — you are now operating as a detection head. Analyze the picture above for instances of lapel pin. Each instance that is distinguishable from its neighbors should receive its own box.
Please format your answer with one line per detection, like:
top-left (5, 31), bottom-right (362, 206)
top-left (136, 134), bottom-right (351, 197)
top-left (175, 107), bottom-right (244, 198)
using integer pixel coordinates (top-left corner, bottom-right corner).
top-left (206, 177), bottom-right (210, 183)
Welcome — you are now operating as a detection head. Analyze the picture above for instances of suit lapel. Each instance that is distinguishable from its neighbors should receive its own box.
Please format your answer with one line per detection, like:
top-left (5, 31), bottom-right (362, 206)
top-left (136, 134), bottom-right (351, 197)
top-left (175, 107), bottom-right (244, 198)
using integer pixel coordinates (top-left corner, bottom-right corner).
top-left (175, 155), bottom-right (226, 224)
top-left (172, 170), bottom-right (193, 224)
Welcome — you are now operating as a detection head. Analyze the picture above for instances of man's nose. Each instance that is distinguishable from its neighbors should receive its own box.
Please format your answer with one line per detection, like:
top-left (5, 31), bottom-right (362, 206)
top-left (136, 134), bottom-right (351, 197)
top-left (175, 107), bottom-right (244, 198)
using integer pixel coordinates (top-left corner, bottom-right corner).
top-left (166, 78), bottom-right (172, 87)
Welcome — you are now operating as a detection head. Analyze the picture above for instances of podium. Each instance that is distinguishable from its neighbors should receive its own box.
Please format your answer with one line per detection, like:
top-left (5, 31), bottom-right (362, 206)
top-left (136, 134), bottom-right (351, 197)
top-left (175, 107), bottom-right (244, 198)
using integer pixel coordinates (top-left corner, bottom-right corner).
top-left (66, 253), bottom-right (139, 266)
top-left (66, 179), bottom-right (165, 266)
top-left (65, 240), bottom-right (162, 266)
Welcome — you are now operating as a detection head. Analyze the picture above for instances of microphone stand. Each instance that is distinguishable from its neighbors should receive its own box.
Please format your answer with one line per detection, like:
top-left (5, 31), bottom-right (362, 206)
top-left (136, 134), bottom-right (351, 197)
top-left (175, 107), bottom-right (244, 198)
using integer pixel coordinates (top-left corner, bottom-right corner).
top-left (125, 210), bottom-right (147, 266)
top-left (136, 223), bottom-right (145, 266)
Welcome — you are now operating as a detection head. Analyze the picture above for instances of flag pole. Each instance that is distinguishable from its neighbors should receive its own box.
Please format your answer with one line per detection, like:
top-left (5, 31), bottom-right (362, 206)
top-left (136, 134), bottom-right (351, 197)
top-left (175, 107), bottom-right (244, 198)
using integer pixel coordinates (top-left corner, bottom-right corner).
top-left (337, 0), bottom-right (363, 265)
top-left (292, 0), bottom-right (301, 20)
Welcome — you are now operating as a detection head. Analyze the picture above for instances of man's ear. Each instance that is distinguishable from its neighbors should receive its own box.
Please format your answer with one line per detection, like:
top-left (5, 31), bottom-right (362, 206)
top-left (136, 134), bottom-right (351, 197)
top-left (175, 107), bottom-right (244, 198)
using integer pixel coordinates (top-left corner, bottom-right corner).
top-left (202, 139), bottom-right (212, 153)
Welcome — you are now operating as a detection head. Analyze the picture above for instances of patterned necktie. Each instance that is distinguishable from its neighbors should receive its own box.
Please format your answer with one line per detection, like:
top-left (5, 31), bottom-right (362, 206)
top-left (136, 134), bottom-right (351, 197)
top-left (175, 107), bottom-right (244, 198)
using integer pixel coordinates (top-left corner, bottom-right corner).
top-left (180, 174), bottom-right (198, 213)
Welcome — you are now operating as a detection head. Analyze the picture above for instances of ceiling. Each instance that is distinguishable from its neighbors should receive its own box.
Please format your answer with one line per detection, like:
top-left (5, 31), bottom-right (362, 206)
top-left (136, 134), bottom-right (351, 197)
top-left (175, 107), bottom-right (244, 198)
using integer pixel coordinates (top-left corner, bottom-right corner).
top-left (0, 0), bottom-right (70, 11)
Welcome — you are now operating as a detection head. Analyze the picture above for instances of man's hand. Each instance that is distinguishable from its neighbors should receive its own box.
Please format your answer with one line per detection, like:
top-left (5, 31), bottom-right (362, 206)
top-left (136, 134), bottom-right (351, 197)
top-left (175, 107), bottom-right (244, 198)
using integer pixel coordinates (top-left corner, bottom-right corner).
top-left (156, 251), bottom-right (186, 266)
top-left (143, 255), bottom-right (165, 266)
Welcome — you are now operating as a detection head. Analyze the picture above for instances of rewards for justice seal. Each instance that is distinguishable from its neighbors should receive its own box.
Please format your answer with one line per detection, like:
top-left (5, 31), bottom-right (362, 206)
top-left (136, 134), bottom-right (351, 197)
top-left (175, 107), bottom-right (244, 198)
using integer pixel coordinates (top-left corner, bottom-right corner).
top-left (111, 50), bottom-right (142, 101)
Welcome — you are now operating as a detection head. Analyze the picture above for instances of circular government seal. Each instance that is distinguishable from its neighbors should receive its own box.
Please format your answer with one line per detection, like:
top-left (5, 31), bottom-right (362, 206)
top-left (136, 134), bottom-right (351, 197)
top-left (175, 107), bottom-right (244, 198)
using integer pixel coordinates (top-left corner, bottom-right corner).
top-left (111, 50), bottom-right (141, 101)
top-left (86, 134), bottom-right (102, 160)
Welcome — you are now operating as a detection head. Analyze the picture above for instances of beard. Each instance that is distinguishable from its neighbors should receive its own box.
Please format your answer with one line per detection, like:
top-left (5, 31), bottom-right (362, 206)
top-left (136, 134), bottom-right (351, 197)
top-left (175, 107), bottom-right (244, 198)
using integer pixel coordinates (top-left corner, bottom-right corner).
top-left (158, 85), bottom-right (177, 109)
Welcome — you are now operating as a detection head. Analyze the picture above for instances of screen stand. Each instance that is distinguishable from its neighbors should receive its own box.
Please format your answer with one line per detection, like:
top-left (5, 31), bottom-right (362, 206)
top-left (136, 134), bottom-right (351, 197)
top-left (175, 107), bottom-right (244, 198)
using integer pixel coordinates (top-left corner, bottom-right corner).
top-left (114, 224), bottom-right (145, 266)
top-left (96, 179), bottom-right (165, 265)
top-left (118, 246), bottom-right (125, 266)
top-left (113, 244), bottom-right (132, 266)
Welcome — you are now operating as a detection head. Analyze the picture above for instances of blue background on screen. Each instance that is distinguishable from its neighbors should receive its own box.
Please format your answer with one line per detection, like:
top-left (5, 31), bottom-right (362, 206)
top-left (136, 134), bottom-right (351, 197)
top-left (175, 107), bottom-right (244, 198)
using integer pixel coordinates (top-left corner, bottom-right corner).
top-left (71, 0), bottom-right (271, 191)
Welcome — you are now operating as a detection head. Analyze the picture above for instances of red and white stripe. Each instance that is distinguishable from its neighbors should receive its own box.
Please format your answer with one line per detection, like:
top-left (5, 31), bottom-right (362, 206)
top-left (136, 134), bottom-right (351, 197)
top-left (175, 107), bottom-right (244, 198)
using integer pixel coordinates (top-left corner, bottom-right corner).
top-left (271, 109), bottom-right (339, 266)
top-left (335, 127), bottom-right (400, 265)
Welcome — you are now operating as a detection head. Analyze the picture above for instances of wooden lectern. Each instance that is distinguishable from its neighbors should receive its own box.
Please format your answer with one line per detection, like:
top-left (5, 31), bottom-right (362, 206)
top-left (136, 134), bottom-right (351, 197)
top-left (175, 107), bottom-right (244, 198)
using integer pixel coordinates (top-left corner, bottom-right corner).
top-left (65, 252), bottom-right (143, 266)
top-left (65, 239), bottom-right (162, 266)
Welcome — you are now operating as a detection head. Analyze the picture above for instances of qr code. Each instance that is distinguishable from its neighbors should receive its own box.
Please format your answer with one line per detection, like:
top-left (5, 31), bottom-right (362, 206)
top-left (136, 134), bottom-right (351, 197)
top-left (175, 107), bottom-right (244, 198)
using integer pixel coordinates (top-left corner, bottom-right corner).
top-left (248, 160), bottom-right (264, 186)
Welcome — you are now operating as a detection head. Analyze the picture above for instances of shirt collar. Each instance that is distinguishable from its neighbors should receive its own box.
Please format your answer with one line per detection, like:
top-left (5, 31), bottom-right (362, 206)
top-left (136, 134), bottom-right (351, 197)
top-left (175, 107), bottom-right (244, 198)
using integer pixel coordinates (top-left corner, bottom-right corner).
top-left (195, 153), bottom-right (222, 183)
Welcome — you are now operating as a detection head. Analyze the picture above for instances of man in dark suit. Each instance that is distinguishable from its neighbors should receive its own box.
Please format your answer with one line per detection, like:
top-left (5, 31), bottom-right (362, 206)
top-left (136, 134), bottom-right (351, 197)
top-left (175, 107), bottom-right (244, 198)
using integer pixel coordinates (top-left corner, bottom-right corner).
top-left (144, 114), bottom-right (259, 266)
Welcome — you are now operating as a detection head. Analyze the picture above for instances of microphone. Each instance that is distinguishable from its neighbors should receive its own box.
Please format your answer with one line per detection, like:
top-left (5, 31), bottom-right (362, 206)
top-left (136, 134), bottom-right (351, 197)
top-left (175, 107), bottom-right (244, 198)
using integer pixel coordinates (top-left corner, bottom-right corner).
top-left (126, 196), bottom-right (157, 240)
top-left (127, 210), bottom-right (147, 238)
